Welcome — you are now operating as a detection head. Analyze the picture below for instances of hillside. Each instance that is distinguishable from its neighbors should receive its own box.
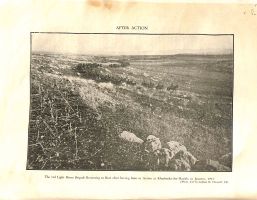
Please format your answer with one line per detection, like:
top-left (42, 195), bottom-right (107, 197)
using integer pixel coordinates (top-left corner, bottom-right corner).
top-left (27, 52), bottom-right (233, 171)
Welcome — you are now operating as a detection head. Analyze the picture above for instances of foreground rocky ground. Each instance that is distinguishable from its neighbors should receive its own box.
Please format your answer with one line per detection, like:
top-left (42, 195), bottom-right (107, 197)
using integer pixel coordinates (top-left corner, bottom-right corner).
top-left (117, 131), bottom-right (231, 171)
top-left (27, 53), bottom-right (232, 171)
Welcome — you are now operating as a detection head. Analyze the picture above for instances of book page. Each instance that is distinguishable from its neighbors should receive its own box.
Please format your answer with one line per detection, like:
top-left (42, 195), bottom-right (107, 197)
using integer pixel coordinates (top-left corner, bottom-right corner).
top-left (0, 1), bottom-right (257, 199)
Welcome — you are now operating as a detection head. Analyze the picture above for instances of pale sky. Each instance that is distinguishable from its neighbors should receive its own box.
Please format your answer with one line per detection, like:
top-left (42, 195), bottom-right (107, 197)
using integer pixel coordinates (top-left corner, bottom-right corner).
top-left (32, 33), bottom-right (233, 55)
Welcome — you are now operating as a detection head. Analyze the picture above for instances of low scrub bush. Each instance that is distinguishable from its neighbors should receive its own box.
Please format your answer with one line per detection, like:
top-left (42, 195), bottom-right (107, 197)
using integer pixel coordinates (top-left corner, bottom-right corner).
top-left (74, 63), bottom-right (135, 86)
top-left (119, 60), bottom-right (130, 67)
top-left (167, 83), bottom-right (179, 91)
top-left (109, 63), bottom-right (121, 68)
top-left (156, 83), bottom-right (164, 90)
top-left (142, 79), bottom-right (155, 88)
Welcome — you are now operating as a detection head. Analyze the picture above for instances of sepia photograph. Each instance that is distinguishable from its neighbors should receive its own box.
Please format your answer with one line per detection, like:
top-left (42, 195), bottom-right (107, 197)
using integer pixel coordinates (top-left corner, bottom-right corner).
top-left (27, 33), bottom-right (233, 171)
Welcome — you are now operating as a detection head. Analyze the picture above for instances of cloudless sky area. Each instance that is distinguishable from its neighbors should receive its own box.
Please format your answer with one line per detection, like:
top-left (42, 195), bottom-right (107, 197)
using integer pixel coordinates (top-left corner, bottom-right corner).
top-left (32, 33), bottom-right (233, 55)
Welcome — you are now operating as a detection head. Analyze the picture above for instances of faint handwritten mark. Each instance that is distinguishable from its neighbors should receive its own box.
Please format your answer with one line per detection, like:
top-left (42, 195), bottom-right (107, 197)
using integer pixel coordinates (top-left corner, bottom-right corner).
top-left (243, 4), bottom-right (257, 15)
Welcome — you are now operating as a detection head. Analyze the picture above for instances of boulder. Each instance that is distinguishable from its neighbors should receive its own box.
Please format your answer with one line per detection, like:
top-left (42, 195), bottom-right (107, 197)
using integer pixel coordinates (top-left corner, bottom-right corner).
top-left (175, 150), bottom-right (198, 166)
top-left (165, 141), bottom-right (187, 155)
top-left (118, 131), bottom-right (144, 144)
top-left (158, 141), bottom-right (197, 171)
top-left (158, 148), bottom-right (175, 168)
top-left (144, 135), bottom-right (162, 153)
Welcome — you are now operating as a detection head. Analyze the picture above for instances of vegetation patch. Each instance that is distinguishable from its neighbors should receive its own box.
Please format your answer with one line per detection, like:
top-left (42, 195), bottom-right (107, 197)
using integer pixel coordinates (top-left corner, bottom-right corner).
top-left (73, 63), bottom-right (136, 86)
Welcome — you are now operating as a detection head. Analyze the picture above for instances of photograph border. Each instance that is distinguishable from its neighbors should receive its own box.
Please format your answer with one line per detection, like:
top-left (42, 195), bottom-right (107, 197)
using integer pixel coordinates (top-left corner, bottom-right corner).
top-left (27, 32), bottom-right (234, 172)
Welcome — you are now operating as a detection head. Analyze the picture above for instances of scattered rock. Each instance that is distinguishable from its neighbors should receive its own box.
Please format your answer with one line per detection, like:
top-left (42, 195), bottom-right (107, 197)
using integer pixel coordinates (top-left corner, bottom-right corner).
top-left (98, 82), bottom-right (114, 91)
top-left (165, 141), bottom-right (187, 155)
top-left (117, 132), bottom-right (230, 171)
top-left (118, 131), bottom-right (144, 144)
top-left (158, 148), bottom-right (175, 167)
top-left (143, 72), bottom-right (149, 77)
top-left (144, 135), bottom-right (162, 153)
top-left (159, 141), bottom-right (197, 171)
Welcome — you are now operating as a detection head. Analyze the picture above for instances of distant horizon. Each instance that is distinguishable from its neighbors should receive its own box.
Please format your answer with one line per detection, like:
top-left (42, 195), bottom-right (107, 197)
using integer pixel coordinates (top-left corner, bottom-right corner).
top-left (32, 49), bottom-right (233, 56)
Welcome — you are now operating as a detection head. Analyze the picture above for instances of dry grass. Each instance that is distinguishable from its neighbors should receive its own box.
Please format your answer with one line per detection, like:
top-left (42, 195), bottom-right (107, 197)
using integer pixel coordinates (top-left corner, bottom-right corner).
top-left (27, 70), bottom-right (151, 170)
top-left (27, 53), bottom-right (233, 170)
top-left (27, 71), bottom-right (109, 169)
